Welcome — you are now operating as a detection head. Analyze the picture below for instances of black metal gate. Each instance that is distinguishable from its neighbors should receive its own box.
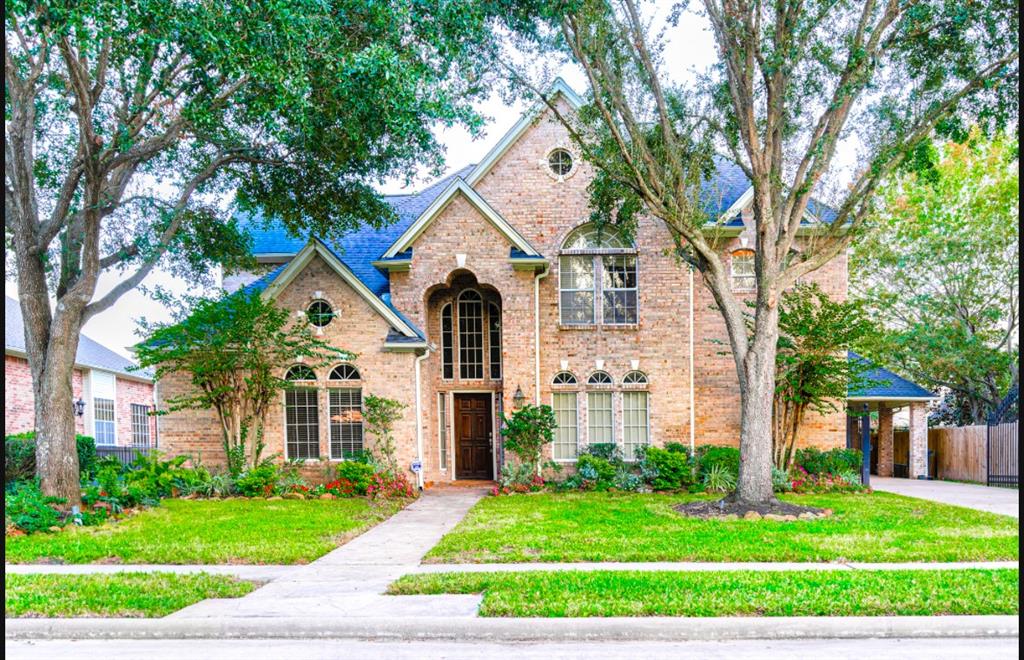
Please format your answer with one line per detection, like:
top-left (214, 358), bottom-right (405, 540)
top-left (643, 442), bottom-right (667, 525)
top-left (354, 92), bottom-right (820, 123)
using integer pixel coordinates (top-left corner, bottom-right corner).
top-left (987, 385), bottom-right (1018, 488)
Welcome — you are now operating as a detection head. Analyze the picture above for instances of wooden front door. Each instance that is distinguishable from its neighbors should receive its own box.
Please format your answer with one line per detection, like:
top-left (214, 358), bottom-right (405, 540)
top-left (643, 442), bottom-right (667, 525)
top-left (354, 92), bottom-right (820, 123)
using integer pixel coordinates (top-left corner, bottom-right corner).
top-left (455, 394), bottom-right (493, 480)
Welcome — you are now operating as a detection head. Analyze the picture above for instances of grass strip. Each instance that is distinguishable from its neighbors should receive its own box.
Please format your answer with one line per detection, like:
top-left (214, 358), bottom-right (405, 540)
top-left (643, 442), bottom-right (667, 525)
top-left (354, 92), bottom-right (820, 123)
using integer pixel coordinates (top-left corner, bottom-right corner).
top-left (388, 568), bottom-right (1020, 617)
top-left (424, 491), bottom-right (1019, 563)
top-left (5, 572), bottom-right (256, 618)
top-left (5, 498), bottom-right (402, 564)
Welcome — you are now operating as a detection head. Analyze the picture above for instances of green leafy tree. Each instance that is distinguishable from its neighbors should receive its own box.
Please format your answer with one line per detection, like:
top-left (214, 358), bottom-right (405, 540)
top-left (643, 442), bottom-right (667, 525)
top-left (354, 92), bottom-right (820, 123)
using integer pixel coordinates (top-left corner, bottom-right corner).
top-left (503, 0), bottom-right (1018, 504)
top-left (134, 291), bottom-right (350, 475)
top-left (5, 0), bottom-right (523, 503)
top-left (500, 404), bottom-right (557, 473)
top-left (362, 395), bottom-right (407, 477)
top-left (773, 285), bottom-right (876, 470)
top-left (852, 134), bottom-right (1019, 424)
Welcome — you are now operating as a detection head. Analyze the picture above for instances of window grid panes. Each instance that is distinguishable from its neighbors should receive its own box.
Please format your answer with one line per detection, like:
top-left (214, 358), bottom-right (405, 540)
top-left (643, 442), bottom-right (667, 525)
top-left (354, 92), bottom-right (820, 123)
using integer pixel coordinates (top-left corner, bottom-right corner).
top-left (559, 255), bottom-right (595, 324)
top-left (588, 371), bottom-right (613, 386)
top-left (622, 391), bottom-right (650, 461)
top-left (130, 404), bottom-right (151, 447)
top-left (286, 388), bottom-right (320, 459)
top-left (458, 291), bottom-right (484, 379)
top-left (732, 250), bottom-right (756, 291)
top-left (587, 391), bottom-right (614, 445)
top-left (552, 371), bottom-right (578, 386)
top-left (329, 388), bottom-right (362, 459)
top-left (623, 371), bottom-right (648, 386)
top-left (441, 304), bottom-right (454, 380)
top-left (286, 364), bottom-right (316, 381)
top-left (488, 302), bottom-right (501, 380)
top-left (94, 398), bottom-right (115, 445)
top-left (552, 392), bottom-right (579, 461)
top-left (306, 300), bottom-right (335, 327)
top-left (602, 255), bottom-right (638, 324)
top-left (438, 394), bottom-right (448, 470)
top-left (329, 364), bottom-right (360, 381)
top-left (548, 148), bottom-right (574, 176)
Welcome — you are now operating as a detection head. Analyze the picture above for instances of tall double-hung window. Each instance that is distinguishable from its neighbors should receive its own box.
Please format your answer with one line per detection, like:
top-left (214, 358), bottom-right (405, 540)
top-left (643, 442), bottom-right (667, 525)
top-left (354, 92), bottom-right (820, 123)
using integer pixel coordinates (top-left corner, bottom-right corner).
top-left (285, 365), bottom-right (319, 459)
top-left (559, 224), bottom-right (637, 325)
top-left (328, 365), bottom-right (363, 459)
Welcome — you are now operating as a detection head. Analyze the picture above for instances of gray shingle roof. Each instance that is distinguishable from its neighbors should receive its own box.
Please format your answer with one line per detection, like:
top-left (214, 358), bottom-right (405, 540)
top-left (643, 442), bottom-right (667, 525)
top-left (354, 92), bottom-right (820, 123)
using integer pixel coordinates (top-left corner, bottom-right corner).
top-left (848, 351), bottom-right (933, 400)
top-left (5, 296), bottom-right (152, 381)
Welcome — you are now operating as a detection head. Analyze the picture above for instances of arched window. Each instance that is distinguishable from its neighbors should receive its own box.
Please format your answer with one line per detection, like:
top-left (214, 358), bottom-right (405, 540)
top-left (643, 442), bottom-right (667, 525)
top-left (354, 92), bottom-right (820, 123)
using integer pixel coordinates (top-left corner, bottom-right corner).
top-left (488, 302), bottom-right (501, 380)
top-left (328, 365), bottom-right (362, 459)
top-left (587, 371), bottom-right (613, 386)
top-left (731, 249), bottom-right (755, 291)
top-left (286, 364), bottom-right (317, 381)
top-left (441, 303), bottom-right (454, 380)
top-left (622, 370), bottom-right (648, 386)
top-left (285, 364), bottom-right (319, 460)
top-left (559, 224), bottom-right (637, 325)
top-left (458, 290), bottom-right (484, 379)
top-left (552, 371), bottom-right (578, 386)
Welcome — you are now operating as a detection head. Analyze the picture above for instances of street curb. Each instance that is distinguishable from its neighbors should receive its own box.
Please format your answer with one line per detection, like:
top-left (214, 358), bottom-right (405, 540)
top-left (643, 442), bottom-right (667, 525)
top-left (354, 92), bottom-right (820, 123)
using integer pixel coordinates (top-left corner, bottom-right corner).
top-left (4, 615), bottom-right (1018, 642)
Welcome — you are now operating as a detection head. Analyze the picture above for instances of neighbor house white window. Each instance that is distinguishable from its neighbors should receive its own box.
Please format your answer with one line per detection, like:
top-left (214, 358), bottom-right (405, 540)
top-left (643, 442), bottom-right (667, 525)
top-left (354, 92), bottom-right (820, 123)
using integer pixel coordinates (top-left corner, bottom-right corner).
top-left (559, 224), bottom-right (637, 325)
top-left (285, 365), bottom-right (319, 459)
top-left (328, 365), bottom-right (362, 459)
top-left (90, 370), bottom-right (117, 445)
top-left (731, 249), bottom-right (756, 291)
top-left (130, 404), bottom-right (151, 447)
top-left (552, 392), bottom-right (579, 461)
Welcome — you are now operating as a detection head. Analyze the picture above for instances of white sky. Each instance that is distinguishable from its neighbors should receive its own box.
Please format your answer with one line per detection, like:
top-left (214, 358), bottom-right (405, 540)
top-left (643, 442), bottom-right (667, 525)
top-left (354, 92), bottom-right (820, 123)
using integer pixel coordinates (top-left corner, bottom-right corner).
top-left (3, 6), bottom-right (766, 359)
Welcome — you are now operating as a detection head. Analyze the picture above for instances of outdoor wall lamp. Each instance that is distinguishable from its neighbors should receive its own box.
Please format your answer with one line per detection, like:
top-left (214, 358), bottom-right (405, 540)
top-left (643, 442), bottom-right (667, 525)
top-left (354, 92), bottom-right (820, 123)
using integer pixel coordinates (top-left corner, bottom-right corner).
top-left (73, 398), bottom-right (86, 417)
top-left (512, 386), bottom-right (526, 410)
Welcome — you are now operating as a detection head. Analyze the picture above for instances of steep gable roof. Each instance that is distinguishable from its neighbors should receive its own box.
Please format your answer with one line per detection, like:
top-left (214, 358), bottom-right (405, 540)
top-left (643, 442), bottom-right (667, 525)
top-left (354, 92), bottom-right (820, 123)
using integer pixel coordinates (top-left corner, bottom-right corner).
top-left (380, 178), bottom-right (541, 259)
top-left (4, 296), bottom-right (152, 381)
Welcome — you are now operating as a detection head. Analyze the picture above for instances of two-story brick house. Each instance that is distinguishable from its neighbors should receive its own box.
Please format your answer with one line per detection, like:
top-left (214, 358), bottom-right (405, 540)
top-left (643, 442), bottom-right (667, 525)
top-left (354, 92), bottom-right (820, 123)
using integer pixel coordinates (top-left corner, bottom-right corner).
top-left (156, 80), bottom-right (860, 486)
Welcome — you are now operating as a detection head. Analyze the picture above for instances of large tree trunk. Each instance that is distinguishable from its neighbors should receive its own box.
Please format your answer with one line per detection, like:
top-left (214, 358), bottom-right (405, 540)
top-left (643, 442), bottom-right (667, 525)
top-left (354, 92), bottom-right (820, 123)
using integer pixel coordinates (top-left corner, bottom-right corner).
top-left (23, 298), bottom-right (85, 508)
top-left (735, 343), bottom-right (778, 503)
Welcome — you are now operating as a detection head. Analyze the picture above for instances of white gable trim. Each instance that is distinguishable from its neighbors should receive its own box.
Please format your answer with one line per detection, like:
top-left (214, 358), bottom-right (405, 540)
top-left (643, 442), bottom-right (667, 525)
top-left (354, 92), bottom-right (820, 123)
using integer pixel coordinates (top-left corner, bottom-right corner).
top-left (465, 77), bottom-right (584, 187)
top-left (381, 178), bottom-right (540, 259)
top-left (261, 240), bottom-right (420, 338)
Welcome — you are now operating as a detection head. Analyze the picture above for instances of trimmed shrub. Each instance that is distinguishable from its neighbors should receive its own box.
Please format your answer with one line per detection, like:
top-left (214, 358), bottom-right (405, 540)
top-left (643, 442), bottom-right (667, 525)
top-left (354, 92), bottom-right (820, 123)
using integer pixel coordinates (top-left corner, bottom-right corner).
top-left (576, 454), bottom-right (617, 490)
top-left (235, 464), bottom-right (280, 497)
top-left (695, 445), bottom-right (740, 479)
top-left (639, 446), bottom-right (693, 491)
top-left (4, 432), bottom-right (98, 485)
top-left (336, 461), bottom-right (376, 496)
top-left (793, 447), bottom-right (862, 476)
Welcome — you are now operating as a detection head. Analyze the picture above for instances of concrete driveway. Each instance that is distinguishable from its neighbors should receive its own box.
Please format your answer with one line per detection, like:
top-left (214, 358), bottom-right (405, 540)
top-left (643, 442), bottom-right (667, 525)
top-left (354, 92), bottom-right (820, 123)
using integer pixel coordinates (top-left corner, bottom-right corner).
top-left (871, 477), bottom-right (1019, 518)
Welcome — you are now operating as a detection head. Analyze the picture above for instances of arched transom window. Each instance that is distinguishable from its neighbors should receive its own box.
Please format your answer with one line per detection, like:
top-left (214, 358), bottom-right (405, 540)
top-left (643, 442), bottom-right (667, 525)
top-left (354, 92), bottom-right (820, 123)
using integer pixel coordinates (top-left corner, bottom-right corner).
top-left (559, 224), bottom-right (637, 325)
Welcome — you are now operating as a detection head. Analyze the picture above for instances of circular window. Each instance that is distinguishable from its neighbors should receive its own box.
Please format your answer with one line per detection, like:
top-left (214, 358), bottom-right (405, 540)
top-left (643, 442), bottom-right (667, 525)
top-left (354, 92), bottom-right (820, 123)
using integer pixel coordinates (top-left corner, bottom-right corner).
top-left (548, 148), bottom-right (574, 177)
top-left (306, 300), bottom-right (335, 327)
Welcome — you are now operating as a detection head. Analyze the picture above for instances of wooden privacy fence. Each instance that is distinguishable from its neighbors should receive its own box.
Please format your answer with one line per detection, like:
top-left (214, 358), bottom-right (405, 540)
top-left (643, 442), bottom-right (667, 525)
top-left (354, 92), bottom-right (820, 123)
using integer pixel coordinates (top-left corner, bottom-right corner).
top-left (891, 425), bottom-right (992, 483)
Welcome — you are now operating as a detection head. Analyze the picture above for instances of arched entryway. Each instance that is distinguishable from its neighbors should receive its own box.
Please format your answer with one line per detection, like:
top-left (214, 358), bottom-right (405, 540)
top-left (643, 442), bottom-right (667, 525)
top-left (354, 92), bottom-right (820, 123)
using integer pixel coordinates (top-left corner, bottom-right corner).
top-left (425, 270), bottom-right (502, 480)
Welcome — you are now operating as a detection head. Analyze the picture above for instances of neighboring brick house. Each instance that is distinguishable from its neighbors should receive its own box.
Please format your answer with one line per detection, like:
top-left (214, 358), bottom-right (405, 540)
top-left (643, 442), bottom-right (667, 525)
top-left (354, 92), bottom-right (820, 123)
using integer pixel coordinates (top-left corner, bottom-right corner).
top-left (157, 80), bottom-right (930, 485)
top-left (5, 296), bottom-right (157, 448)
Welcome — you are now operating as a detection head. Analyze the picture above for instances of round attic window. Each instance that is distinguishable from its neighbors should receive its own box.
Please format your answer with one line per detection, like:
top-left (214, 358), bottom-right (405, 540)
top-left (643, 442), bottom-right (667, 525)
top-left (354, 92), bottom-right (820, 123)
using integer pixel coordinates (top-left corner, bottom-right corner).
top-left (306, 299), bottom-right (335, 327)
top-left (548, 148), bottom-right (574, 177)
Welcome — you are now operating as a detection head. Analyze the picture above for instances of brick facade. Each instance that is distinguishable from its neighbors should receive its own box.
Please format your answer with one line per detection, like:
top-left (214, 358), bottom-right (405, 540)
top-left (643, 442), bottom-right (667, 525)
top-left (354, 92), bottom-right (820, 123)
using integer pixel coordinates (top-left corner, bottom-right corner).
top-left (157, 100), bottom-right (848, 482)
top-left (4, 353), bottom-right (154, 444)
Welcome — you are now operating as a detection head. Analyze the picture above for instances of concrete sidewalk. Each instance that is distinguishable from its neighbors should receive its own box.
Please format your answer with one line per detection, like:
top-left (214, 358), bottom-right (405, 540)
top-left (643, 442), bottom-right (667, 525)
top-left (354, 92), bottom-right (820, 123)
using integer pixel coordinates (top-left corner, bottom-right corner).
top-left (872, 478), bottom-right (1019, 518)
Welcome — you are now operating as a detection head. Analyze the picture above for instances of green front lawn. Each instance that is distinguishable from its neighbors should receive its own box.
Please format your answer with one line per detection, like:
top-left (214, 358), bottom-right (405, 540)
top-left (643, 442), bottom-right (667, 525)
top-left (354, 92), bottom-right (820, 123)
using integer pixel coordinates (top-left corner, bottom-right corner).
top-left (5, 572), bottom-right (256, 618)
top-left (389, 568), bottom-right (1020, 617)
top-left (424, 492), bottom-right (1019, 563)
top-left (6, 498), bottom-right (401, 564)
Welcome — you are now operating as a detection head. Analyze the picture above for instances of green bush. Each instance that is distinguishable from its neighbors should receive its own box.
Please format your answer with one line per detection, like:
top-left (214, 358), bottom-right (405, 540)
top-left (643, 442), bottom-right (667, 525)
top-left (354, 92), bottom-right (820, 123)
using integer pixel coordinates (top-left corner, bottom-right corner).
top-left (695, 445), bottom-right (740, 479)
top-left (793, 447), bottom-right (862, 476)
top-left (336, 461), bottom-right (376, 495)
top-left (663, 441), bottom-right (689, 454)
top-left (4, 432), bottom-right (98, 485)
top-left (639, 446), bottom-right (693, 491)
top-left (575, 454), bottom-right (617, 490)
top-left (235, 464), bottom-right (280, 497)
top-left (4, 481), bottom-right (64, 533)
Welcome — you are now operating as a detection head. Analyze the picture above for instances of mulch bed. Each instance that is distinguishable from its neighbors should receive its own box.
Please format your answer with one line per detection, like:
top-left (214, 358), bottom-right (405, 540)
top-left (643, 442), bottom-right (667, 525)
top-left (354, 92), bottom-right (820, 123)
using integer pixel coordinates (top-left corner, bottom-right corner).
top-left (675, 497), bottom-right (829, 520)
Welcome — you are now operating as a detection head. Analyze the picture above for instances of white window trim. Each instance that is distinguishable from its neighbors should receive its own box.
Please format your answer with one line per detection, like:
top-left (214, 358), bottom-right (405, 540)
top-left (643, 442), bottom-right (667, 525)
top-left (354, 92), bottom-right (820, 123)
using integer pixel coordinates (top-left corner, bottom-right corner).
top-left (557, 225), bottom-right (640, 327)
top-left (440, 303), bottom-right (454, 381)
top-left (586, 390), bottom-right (615, 447)
top-left (457, 289), bottom-right (485, 380)
top-left (327, 385), bottom-right (364, 461)
top-left (621, 389), bottom-right (651, 462)
top-left (731, 249), bottom-right (756, 292)
top-left (438, 392), bottom-right (449, 471)
top-left (557, 255), bottom-right (597, 326)
top-left (282, 386), bottom-right (322, 462)
top-left (601, 254), bottom-right (639, 326)
top-left (89, 370), bottom-right (118, 445)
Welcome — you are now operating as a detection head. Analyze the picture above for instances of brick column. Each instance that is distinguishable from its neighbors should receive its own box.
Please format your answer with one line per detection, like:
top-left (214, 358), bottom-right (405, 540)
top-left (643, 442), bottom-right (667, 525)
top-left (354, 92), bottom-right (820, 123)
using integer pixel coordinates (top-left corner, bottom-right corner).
top-left (877, 405), bottom-right (894, 477)
top-left (909, 401), bottom-right (928, 478)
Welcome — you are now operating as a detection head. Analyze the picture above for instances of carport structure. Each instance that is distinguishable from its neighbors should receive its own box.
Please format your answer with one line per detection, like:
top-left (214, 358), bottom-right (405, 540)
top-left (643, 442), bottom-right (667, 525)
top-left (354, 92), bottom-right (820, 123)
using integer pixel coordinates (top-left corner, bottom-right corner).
top-left (847, 352), bottom-right (937, 481)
